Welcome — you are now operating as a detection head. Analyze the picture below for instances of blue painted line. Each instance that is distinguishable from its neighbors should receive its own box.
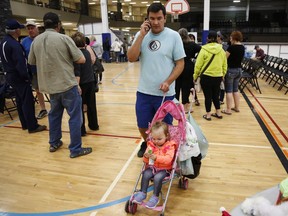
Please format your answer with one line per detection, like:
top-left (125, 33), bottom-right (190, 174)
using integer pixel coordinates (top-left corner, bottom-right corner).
top-left (111, 64), bottom-right (133, 86)
top-left (0, 186), bottom-right (155, 216)
top-left (0, 119), bottom-right (18, 128)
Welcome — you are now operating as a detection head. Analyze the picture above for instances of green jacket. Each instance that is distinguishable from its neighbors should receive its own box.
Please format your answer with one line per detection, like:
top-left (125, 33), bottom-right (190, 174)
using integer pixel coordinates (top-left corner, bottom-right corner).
top-left (193, 42), bottom-right (227, 80)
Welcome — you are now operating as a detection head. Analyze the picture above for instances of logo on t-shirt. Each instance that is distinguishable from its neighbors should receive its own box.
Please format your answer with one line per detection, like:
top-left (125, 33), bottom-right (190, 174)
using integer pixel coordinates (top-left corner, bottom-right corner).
top-left (148, 40), bottom-right (161, 51)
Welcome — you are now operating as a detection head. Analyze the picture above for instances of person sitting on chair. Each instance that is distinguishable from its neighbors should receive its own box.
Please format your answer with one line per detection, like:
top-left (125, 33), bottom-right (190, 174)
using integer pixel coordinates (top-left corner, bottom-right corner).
top-left (252, 45), bottom-right (265, 61)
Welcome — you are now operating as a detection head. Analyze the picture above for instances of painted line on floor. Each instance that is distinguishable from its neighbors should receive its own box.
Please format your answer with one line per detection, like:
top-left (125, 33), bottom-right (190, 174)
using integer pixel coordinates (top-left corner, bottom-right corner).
top-left (0, 120), bottom-right (18, 128)
top-left (243, 90), bottom-right (288, 172)
top-left (91, 140), bottom-right (141, 215)
top-left (100, 143), bottom-right (139, 203)
top-left (111, 64), bottom-right (133, 86)
top-left (248, 88), bottom-right (288, 142)
top-left (210, 142), bottom-right (272, 149)
top-left (4, 125), bottom-right (140, 140)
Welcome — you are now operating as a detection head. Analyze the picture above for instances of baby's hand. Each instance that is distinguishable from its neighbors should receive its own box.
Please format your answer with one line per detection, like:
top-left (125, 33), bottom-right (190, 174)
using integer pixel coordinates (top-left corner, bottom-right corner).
top-left (150, 154), bottom-right (156, 160)
top-left (144, 152), bottom-right (150, 158)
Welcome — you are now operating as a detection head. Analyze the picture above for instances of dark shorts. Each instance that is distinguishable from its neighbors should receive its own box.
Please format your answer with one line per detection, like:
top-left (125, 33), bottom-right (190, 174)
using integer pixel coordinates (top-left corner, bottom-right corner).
top-left (225, 68), bottom-right (242, 93)
top-left (136, 91), bottom-right (174, 129)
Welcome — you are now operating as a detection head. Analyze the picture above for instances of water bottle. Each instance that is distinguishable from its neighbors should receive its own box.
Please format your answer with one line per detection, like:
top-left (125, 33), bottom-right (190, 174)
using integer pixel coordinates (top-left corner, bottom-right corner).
top-left (148, 149), bottom-right (154, 165)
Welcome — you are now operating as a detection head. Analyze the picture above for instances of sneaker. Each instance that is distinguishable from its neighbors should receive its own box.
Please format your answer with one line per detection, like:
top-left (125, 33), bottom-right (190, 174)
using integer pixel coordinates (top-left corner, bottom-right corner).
top-left (132, 192), bottom-right (146, 204)
top-left (70, 147), bottom-right (92, 158)
top-left (37, 110), bottom-right (48, 119)
top-left (145, 195), bottom-right (159, 209)
top-left (195, 99), bottom-right (200, 106)
top-left (28, 125), bottom-right (47, 133)
top-left (137, 141), bottom-right (147, 158)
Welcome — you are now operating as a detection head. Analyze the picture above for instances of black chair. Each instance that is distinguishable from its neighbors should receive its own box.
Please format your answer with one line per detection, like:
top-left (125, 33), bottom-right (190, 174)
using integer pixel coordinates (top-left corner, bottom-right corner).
top-left (3, 84), bottom-right (17, 120)
top-left (274, 59), bottom-right (288, 93)
top-left (240, 59), bottom-right (262, 93)
top-left (0, 73), bottom-right (17, 120)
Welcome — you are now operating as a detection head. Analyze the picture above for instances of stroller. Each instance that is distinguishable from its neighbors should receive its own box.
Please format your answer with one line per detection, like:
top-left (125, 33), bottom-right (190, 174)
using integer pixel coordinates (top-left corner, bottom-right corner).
top-left (125, 99), bottom-right (199, 216)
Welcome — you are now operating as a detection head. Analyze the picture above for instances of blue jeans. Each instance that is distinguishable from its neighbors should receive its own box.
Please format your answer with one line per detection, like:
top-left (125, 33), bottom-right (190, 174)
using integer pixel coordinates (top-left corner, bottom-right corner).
top-left (225, 68), bottom-right (242, 93)
top-left (141, 168), bottom-right (168, 197)
top-left (49, 86), bottom-right (83, 154)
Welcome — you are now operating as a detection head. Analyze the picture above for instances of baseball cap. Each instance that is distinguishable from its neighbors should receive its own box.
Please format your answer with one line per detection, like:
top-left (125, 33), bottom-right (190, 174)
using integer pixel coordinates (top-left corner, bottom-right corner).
top-left (26, 20), bottom-right (37, 27)
top-left (217, 31), bottom-right (223, 39)
top-left (208, 30), bottom-right (217, 40)
top-left (43, 12), bottom-right (60, 25)
top-left (5, 19), bottom-right (25, 30)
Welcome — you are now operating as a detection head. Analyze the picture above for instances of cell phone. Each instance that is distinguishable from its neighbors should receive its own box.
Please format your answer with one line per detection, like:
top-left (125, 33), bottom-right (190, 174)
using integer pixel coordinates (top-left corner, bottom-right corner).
top-left (144, 18), bottom-right (151, 31)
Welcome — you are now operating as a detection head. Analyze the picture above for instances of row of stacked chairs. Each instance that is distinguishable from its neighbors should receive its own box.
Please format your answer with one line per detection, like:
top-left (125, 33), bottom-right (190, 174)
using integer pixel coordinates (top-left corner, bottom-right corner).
top-left (239, 55), bottom-right (288, 94)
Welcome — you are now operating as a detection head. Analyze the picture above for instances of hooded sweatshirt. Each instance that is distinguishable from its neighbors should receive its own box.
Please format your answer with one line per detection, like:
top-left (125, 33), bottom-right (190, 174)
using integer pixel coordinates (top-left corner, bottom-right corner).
top-left (193, 42), bottom-right (227, 80)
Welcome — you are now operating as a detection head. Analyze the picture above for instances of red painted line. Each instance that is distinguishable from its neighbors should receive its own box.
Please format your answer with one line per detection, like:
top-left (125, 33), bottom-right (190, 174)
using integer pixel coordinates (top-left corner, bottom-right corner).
top-left (4, 125), bottom-right (141, 140)
top-left (255, 107), bottom-right (288, 158)
top-left (248, 88), bottom-right (288, 142)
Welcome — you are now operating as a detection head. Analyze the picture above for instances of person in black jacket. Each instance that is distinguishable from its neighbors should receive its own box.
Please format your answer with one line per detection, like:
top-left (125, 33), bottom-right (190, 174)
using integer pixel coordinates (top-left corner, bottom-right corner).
top-left (176, 28), bottom-right (201, 113)
top-left (71, 32), bottom-right (99, 136)
top-left (0, 19), bottom-right (46, 133)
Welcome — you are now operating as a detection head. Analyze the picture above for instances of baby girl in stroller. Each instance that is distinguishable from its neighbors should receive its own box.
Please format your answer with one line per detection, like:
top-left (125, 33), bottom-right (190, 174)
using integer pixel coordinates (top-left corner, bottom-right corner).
top-left (132, 121), bottom-right (177, 209)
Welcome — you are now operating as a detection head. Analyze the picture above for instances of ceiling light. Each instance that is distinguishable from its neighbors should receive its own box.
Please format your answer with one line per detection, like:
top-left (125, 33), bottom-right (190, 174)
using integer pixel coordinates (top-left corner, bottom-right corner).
top-left (129, 2), bottom-right (136, 4)
top-left (62, 22), bottom-right (73, 26)
top-left (233, 0), bottom-right (240, 2)
top-left (89, 2), bottom-right (96, 4)
top-left (141, 1), bottom-right (148, 3)
top-left (26, 18), bottom-right (36, 21)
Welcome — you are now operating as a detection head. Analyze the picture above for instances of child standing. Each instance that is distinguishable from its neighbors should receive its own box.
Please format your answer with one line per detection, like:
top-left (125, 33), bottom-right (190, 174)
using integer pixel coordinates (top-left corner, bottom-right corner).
top-left (133, 121), bottom-right (177, 208)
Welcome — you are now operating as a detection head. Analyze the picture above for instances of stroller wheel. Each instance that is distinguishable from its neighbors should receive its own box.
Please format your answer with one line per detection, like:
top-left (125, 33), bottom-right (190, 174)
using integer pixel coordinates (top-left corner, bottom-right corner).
top-left (183, 179), bottom-right (189, 190)
top-left (178, 178), bottom-right (183, 188)
top-left (125, 200), bottom-right (130, 213)
top-left (159, 213), bottom-right (165, 216)
top-left (130, 202), bottom-right (137, 214)
top-left (125, 200), bottom-right (138, 214)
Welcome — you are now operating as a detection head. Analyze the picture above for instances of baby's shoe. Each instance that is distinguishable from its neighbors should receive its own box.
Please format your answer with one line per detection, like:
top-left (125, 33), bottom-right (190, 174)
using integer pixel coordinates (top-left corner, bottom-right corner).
top-left (132, 191), bottom-right (146, 204)
top-left (145, 195), bottom-right (159, 209)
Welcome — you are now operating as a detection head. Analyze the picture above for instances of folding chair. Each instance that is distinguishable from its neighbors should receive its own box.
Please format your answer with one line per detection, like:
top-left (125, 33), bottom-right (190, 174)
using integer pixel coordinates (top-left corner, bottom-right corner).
top-left (0, 72), bottom-right (17, 120)
top-left (3, 84), bottom-right (17, 120)
top-left (239, 60), bottom-right (262, 93)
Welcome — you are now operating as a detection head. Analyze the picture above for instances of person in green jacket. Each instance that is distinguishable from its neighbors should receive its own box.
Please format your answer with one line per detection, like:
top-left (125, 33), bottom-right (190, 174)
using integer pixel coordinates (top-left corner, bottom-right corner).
top-left (193, 31), bottom-right (227, 121)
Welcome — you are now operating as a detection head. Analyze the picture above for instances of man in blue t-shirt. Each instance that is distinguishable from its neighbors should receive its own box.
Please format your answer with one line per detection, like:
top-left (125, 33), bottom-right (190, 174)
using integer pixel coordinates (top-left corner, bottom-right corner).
top-left (21, 21), bottom-right (48, 119)
top-left (127, 3), bottom-right (185, 158)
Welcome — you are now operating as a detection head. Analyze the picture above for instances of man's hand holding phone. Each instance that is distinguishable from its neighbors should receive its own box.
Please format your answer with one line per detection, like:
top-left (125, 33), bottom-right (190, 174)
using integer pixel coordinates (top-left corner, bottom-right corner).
top-left (140, 18), bottom-right (151, 36)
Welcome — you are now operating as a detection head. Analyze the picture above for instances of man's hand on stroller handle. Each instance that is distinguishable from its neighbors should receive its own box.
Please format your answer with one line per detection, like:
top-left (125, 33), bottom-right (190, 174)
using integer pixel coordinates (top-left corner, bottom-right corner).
top-left (159, 82), bottom-right (169, 93)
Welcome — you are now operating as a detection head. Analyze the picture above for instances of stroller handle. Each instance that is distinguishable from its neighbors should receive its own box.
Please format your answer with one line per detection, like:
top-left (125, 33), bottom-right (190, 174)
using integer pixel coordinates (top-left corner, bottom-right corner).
top-left (161, 93), bottom-right (166, 106)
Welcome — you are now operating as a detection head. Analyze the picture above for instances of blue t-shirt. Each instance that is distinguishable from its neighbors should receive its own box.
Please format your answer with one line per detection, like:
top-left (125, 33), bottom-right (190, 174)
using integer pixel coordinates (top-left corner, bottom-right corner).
top-left (134, 27), bottom-right (186, 96)
top-left (21, 36), bottom-right (37, 74)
